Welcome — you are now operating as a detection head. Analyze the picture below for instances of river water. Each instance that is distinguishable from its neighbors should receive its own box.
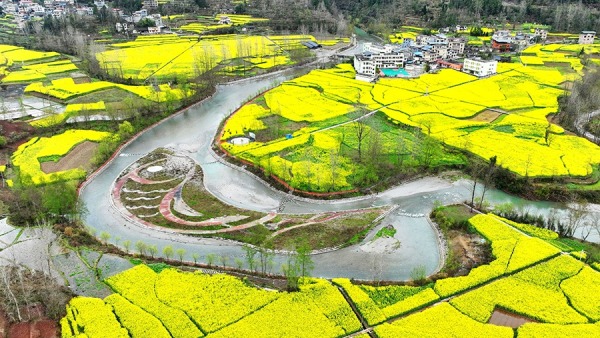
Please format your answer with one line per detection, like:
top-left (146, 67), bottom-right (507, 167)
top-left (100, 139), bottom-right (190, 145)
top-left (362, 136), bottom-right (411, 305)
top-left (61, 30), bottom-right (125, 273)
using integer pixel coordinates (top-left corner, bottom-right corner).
top-left (79, 65), bottom-right (599, 281)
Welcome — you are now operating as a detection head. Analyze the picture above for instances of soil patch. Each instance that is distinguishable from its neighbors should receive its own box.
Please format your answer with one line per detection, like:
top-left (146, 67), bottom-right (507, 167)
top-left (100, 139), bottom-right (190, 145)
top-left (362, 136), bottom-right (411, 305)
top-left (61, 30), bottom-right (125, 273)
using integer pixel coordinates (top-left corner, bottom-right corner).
top-left (469, 109), bottom-right (503, 122)
top-left (488, 308), bottom-right (537, 328)
top-left (8, 320), bottom-right (58, 338)
top-left (448, 230), bottom-right (490, 274)
top-left (41, 141), bottom-right (98, 174)
top-left (560, 81), bottom-right (574, 90)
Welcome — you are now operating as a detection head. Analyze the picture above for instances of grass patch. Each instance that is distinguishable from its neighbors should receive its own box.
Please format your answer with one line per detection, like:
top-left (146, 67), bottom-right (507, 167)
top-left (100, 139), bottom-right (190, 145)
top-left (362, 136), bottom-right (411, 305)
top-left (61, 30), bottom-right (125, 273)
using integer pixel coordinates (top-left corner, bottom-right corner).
top-left (375, 225), bottom-right (397, 238)
top-left (268, 211), bottom-right (382, 250)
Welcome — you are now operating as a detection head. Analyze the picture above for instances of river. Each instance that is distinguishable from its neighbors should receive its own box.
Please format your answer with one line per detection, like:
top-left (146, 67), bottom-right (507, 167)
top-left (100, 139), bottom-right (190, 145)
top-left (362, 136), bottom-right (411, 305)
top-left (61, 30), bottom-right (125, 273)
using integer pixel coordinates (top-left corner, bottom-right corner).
top-left (79, 64), bottom-right (599, 281)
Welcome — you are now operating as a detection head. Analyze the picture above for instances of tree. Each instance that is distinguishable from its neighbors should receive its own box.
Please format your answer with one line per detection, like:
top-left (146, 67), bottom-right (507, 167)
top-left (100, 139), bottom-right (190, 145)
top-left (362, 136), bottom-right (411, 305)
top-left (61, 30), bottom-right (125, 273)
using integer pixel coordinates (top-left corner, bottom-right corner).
top-left (162, 245), bottom-right (174, 260)
top-left (424, 62), bottom-right (431, 73)
top-left (118, 121), bottom-right (135, 140)
top-left (588, 212), bottom-right (600, 240)
top-left (234, 258), bottom-right (244, 269)
top-left (296, 243), bottom-right (314, 278)
top-left (100, 232), bottom-right (111, 244)
top-left (563, 201), bottom-right (589, 237)
top-left (219, 255), bottom-right (229, 267)
top-left (257, 245), bottom-right (274, 274)
top-left (148, 245), bottom-right (158, 258)
top-left (415, 134), bottom-right (439, 168)
top-left (243, 244), bottom-right (258, 271)
top-left (192, 253), bottom-right (199, 264)
top-left (206, 253), bottom-right (217, 267)
top-left (123, 240), bottom-right (131, 253)
top-left (281, 254), bottom-right (301, 291)
top-left (468, 162), bottom-right (484, 212)
top-left (176, 248), bottom-right (186, 262)
top-left (136, 18), bottom-right (155, 28)
top-left (478, 156), bottom-right (497, 210)
top-left (353, 118), bottom-right (370, 162)
top-left (135, 241), bottom-right (147, 256)
top-left (194, 0), bottom-right (208, 8)
top-left (0, 136), bottom-right (6, 148)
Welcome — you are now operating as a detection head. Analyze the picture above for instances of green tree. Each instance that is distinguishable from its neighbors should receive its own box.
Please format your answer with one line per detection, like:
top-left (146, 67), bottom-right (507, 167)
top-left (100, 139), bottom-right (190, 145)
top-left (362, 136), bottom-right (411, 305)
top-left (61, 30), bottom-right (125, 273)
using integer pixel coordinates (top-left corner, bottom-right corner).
top-left (162, 245), bottom-right (174, 260)
top-left (234, 258), bottom-right (244, 269)
top-left (135, 241), bottom-right (147, 256)
top-left (118, 121), bottom-right (135, 140)
top-left (100, 232), bottom-right (111, 244)
top-left (194, 0), bottom-right (208, 8)
top-left (206, 253), bottom-right (217, 266)
top-left (296, 243), bottom-right (314, 278)
top-left (242, 244), bottom-right (258, 271)
top-left (176, 248), bottom-right (186, 262)
top-left (123, 240), bottom-right (131, 253)
top-left (148, 245), bottom-right (158, 258)
top-left (282, 256), bottom-right (300, 291)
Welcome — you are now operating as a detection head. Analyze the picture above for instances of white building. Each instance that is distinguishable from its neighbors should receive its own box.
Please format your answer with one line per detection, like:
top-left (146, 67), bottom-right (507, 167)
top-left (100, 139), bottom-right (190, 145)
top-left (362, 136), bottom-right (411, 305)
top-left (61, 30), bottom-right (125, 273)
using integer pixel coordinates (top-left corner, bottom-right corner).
top-left (463, 58), bottom-right (497, 77)
top-left (354, 54), bottom-right (375, 75)
top-left (143, 0), bottom-right (158, 9)
top-left (361, 42), bottom-right (406, 68)
top-left (354, 47), bottom-right (405, 82)
top-left (579, 31), bottom-right (596, 44)
top-left (534, 28), bottom-right (548, 41)
top-left (150, 13), bottom-right (162, 27)
top-left (448, 38), bottom-right (465, 55)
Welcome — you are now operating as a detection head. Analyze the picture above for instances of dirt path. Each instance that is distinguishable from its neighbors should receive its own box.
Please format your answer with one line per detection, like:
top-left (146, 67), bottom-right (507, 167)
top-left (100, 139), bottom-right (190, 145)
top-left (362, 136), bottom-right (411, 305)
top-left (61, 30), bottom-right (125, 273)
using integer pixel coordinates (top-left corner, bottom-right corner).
top-left (41, 141), bottom-right (98, 174)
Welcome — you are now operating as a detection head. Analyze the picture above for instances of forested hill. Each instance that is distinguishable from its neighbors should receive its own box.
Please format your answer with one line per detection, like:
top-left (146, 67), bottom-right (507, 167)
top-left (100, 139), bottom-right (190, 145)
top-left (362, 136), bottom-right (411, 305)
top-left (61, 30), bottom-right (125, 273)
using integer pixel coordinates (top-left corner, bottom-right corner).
top-left (250, 0), bottom-right (600, 33)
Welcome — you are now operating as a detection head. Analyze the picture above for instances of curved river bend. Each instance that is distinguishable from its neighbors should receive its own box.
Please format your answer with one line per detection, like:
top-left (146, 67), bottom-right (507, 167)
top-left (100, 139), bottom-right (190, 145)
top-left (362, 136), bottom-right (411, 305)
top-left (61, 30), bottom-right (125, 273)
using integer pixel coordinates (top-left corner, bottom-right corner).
top-left (80, 67), bottom-right (599, 281)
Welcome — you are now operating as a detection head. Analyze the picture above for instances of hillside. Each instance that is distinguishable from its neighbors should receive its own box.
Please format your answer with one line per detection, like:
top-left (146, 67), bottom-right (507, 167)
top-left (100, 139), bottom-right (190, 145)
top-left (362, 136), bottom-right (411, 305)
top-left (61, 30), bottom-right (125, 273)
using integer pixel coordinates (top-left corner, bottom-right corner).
top-left (249, 0), bottom-right (600, 33)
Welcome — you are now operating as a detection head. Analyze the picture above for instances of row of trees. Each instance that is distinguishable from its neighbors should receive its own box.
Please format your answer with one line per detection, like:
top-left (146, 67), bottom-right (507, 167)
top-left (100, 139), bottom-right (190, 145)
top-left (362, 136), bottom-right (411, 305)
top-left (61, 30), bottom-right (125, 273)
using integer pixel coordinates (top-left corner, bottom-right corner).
top-left (110, 236), bottom-right (314, 291)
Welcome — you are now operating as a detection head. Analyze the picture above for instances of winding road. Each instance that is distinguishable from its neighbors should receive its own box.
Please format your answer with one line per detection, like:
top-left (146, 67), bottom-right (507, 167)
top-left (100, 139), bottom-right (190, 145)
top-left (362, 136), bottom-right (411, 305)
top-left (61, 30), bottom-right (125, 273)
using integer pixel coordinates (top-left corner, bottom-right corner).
top-left (79, 62), bottom-right (599, 281)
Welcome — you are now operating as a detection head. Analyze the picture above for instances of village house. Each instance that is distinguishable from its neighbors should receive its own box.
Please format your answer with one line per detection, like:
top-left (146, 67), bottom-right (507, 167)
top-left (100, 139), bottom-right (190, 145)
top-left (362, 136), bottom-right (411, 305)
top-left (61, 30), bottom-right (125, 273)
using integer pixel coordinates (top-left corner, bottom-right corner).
top-left (463, 58), bottom-right (497, 77)
top-left (534, 28), bottom-right (548, 41)
top-left (579, 31), bottom-right (596, 44)
top-left (437, 59), bottom-right (463, 71)
top-left (142, 0), bottom-right (158, 9)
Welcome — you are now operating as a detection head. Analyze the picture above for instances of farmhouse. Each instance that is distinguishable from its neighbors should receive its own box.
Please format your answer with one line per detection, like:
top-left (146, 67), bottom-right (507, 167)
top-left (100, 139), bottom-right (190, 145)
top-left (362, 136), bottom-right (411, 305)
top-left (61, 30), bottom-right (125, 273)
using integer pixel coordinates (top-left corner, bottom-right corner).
top-left (437, 59), bottom-right (463, 71)
top-left (491, 37), bottom-right (512, 51)
top-left (534, 28), bottom-right (548, 41)
top-left (579, 31), bottom-right (596, 44)
top-left (462, 58), bottom-right (497, 77)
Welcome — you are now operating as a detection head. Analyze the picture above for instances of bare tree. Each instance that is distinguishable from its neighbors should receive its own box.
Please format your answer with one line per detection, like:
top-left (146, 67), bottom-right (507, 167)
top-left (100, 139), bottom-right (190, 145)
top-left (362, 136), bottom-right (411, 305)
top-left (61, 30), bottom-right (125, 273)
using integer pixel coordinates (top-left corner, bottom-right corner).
top-left (478, 156), bottom-right (497, 210)
top-left (563, 201), bottom-right (589, 237)
top-left (584, 211), bottom-right (600, 241)
top-left (353, 119), bottom-right (370, 162)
